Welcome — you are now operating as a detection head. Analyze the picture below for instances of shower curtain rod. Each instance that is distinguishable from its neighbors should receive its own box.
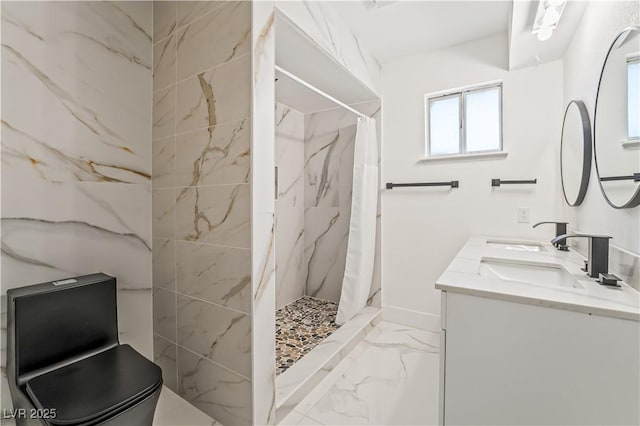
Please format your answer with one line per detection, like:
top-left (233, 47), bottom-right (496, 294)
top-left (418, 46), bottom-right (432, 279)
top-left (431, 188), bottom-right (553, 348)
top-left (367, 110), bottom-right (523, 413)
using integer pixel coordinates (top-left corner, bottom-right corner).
top-left (275, 65), bottom-right (367, 119)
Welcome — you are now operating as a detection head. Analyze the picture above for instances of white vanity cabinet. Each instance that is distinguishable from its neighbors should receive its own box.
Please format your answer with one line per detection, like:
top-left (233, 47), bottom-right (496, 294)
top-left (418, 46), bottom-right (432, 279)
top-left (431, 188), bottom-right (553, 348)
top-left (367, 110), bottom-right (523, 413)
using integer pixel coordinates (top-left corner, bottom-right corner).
top-left (438, 291), bottom-right (640, 425)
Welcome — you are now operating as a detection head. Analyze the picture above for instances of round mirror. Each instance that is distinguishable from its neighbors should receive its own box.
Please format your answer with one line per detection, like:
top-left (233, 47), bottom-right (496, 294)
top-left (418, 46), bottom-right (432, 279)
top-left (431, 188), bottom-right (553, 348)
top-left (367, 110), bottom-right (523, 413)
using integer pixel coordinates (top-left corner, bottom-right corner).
top-left (561, 100), bottom-right (591, 206)
top-left (594, 27), bottom-right (640, 209)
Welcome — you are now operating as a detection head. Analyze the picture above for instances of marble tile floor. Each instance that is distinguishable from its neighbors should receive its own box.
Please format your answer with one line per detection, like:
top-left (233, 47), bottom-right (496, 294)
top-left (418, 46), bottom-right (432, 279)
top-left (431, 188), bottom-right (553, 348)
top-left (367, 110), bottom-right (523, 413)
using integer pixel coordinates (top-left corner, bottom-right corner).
top-left (153, 386), bottom-right (218, 426)
top-left (278, 321), bottom-right (441, 426)
top-left (276, 297), bottom-right (341, 375)
top-left (2, 321), bottom-right (437, 426)
top-left (0, 379), bottom-right (217, 426)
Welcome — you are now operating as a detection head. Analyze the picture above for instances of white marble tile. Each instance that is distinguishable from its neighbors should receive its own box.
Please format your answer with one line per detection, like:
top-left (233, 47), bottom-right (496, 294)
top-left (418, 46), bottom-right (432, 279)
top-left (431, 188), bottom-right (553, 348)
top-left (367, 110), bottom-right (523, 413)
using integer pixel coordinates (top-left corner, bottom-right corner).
top-left (299, 105), bottom-right (379, 305)
top-left (153, 1), bottom-right (177, 41)
top-left (154, 385), bottom-right (219, 426)
top-left (275, 103), bottom-right (306, 309)
top-left (176, 241), bottom-right (251, 313)
top-left (1, 180), bottom-right (151, 290)
top-left (250, 210), bottom-right (277, 425)
top-left (118, 288), bottom-right (153, 359)
top-left (178, 347), bottom-right (252, 426)
top-left (299, 322), bottom-right (440, 426)
top-left (153, 287), bottom-right (176, 342)
top-left (176, 54), bottom-right (251, 134)
top-left (153, 85), bottom-right (176, 141)
top-left (251, 4), bottom-right (277, 424)
top-left (176, 2), bottom-right (226, 30)
top-left (175, 118), bottom-right (250, 187)
top-left (176, 1), bottom-right (251, 80)
top-left (152, 187), bottom-right (176, 240)
top-left (154, 34), bottom-right (176, 92)
top-left (296, 415), bottom-right (325, 425)
top-left (276, 308), bottom-right (380, 417)
top-left (304, 207), bottom-right (349, 302)
top-left (274, 1), bottom-right (381, 96)
top-left (152, 136), bottom-right (176, 188)
top-left (177, 294), bottom-right (251, 378)
top-left (275, 206), bottom-right (306, 309)
top-left (1, 1), bottom-right (153, 386)
top-left (278, 409), bottom-right (306, 426)
top-left (175, 184), bottom-right (250, 248)
top-left (276, 104), bottom-right (305, 208)
top-left (151, 1), bottom-right (255, 423)
top-left (154, 334), bottom-right (178, 392)
top-left (1, 1), bottom-right (152, 184)
top-left (153, 238), bottom-right (175, 290)
top-left (303, 133), bottom-right (340, 209)
top-left (304, 109), bottom-right (360, 209)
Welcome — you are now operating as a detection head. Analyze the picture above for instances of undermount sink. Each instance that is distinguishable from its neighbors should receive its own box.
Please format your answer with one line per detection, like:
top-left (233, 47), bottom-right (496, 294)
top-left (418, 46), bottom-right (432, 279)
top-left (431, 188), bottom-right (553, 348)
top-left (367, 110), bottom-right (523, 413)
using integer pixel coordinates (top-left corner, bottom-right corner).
top-left (486, 239), bottom-right (547, 252)
top-left (478, 258), bottom-right (583, 289)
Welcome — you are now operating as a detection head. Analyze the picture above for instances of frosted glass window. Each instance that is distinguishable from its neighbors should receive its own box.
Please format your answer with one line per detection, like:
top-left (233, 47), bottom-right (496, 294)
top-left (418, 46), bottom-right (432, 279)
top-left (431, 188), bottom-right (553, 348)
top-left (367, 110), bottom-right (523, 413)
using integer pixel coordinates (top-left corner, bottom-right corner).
top-left (628, 60), bottom-right (639, 139)
top-left (428, 96), bottom-right (460, 155)
top-left (465, 87), bottom-right (501, 152)
top-left (426, 82), bottom-right (503, 157)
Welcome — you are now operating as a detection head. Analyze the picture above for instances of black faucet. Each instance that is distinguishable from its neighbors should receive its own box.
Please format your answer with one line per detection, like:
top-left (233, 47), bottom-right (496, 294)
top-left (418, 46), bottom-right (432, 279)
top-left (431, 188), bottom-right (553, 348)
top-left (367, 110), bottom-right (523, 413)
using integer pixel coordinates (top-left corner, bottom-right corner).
top-left (533, 221), bottom-right (568, 250)
top-left (551, 234), bottom-right (612, 279)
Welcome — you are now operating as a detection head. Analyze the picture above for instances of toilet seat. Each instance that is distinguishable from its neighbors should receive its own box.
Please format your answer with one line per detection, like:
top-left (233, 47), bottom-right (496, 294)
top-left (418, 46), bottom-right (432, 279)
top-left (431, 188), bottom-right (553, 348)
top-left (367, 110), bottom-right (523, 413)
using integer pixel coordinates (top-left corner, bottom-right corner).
top-left (25, 345), bottom-right (162, 426)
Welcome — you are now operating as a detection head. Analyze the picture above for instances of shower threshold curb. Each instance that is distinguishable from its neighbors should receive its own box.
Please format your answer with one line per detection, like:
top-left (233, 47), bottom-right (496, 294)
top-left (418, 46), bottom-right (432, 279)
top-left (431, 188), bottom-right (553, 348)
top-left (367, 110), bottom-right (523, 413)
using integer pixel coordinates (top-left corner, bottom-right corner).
top-left (275, 306), bottom-right (381, 422)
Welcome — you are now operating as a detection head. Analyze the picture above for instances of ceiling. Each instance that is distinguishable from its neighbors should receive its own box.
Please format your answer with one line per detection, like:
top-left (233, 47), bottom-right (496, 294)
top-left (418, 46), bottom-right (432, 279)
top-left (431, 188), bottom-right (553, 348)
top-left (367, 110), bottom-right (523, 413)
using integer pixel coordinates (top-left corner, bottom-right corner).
top-left (275, 1), bottom-right (590, 111)
top-left (508, 0), bottom-right (587, 70)
top-left (333, 1), bottom-right (588, 69)
top-left (333, 1), bottom-right (512, 64)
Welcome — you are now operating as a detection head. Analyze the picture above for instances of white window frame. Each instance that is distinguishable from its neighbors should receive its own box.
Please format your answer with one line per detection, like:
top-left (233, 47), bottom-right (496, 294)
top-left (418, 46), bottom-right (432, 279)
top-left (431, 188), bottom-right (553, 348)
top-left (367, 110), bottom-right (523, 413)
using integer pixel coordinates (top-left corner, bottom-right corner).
top-left (425, 81), bottom-right (504, 159)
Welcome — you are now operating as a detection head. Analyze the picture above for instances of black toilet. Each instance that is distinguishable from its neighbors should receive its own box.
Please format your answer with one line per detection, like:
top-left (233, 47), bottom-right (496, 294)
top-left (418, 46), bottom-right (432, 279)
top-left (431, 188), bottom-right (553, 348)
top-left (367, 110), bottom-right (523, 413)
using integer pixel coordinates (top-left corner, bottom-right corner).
top-left (6, 273), bottom-right (163, 426)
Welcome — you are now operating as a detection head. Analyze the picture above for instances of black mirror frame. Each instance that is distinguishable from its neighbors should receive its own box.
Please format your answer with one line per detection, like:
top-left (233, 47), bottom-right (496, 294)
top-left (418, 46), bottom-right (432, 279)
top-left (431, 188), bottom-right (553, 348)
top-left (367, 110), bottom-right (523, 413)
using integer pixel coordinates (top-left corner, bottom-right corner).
top-left (560, 100), bottom-right (592, 207)
top-left (593, 26), bottom-right (640, 209)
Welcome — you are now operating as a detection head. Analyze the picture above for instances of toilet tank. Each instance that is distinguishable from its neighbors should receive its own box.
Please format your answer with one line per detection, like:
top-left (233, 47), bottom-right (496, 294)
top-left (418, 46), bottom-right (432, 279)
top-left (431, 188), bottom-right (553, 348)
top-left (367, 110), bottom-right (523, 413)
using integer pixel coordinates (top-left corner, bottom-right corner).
top-left (7, 273), bottom-right (119, 385)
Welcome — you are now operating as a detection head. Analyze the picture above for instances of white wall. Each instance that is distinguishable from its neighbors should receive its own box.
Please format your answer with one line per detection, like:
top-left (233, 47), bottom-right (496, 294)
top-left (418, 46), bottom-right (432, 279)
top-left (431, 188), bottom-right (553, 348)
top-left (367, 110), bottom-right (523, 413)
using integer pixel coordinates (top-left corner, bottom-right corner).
top-left (381, 33), bottom-right (564, 318)
top-left (562, 1), bottom-right (639, 289)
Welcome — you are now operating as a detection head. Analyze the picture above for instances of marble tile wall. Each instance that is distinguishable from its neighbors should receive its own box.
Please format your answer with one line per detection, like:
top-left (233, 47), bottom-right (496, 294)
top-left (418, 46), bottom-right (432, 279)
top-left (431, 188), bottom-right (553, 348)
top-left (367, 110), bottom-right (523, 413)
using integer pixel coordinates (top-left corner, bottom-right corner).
top-left (303, 102), bottom-right (382, 304)
top-left (275, 1), bottom-right (382, 96)
top-left (151, 2), bottom-right (252, 425)
top-left (275, 100), bottom-right (381, 308)
top-left (251, 2), bottom-right (277, 424)
top-left (275, 104), bottom-right (306, 309)
top-left (0, 0), bottom-right (153, 370)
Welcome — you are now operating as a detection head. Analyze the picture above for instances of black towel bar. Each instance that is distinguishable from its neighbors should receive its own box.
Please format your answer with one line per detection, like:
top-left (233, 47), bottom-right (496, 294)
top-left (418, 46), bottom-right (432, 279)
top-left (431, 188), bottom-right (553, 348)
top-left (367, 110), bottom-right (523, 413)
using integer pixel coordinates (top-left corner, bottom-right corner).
top-left (491, 178), bottom-right (537, 187)
top-left (386, 181), bottom-right (459, 189)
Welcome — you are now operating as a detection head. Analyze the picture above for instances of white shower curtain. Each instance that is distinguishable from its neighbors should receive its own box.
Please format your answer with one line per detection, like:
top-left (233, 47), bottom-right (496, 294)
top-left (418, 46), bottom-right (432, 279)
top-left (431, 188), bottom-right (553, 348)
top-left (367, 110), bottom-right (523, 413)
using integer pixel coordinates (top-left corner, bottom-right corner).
top-left (336, 117), bottom-right (378, 325)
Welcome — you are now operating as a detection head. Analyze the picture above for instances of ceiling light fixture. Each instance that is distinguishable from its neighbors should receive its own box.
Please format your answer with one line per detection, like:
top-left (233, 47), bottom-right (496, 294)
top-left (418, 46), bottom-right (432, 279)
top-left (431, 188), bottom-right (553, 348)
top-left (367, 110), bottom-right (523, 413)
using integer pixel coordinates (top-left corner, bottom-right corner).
top-left (532, 0), bottom-right (567, 41)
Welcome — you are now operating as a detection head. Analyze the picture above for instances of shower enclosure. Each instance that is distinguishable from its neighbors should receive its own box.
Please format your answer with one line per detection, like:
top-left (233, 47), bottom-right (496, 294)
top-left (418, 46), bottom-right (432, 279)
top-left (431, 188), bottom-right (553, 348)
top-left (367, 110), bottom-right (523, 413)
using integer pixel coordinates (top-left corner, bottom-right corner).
top-left (275, 102), bottom-right (366, 373)
top-left (272, 14), bottom-right (382, 421)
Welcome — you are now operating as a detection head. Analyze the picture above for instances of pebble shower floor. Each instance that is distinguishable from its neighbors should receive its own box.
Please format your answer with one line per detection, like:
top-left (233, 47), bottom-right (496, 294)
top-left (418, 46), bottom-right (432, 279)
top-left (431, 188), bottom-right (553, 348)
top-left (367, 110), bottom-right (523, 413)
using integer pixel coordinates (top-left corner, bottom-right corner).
top-left (275, 297), bottom-right (341, 375)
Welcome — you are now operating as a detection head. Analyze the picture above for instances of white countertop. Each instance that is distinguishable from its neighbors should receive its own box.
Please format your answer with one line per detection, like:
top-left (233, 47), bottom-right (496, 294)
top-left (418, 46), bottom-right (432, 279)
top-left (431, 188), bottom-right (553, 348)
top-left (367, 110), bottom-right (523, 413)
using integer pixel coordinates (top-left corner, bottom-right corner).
top-left (435, 236), bottom-right (640, 321)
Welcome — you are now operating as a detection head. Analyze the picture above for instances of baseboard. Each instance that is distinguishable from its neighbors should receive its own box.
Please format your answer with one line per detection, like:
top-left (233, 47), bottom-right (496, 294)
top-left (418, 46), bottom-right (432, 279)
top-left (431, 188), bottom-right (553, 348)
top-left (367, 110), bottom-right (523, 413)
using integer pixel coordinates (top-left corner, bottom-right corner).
top-left (382, 305), bottom-right (440, 331)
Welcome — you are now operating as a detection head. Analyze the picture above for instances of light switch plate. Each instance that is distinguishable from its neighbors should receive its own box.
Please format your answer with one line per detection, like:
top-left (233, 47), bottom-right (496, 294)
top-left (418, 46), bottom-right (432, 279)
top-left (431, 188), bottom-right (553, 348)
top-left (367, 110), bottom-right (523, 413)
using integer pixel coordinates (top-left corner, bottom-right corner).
top-left (517, 207), bottom-right (530, 223)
